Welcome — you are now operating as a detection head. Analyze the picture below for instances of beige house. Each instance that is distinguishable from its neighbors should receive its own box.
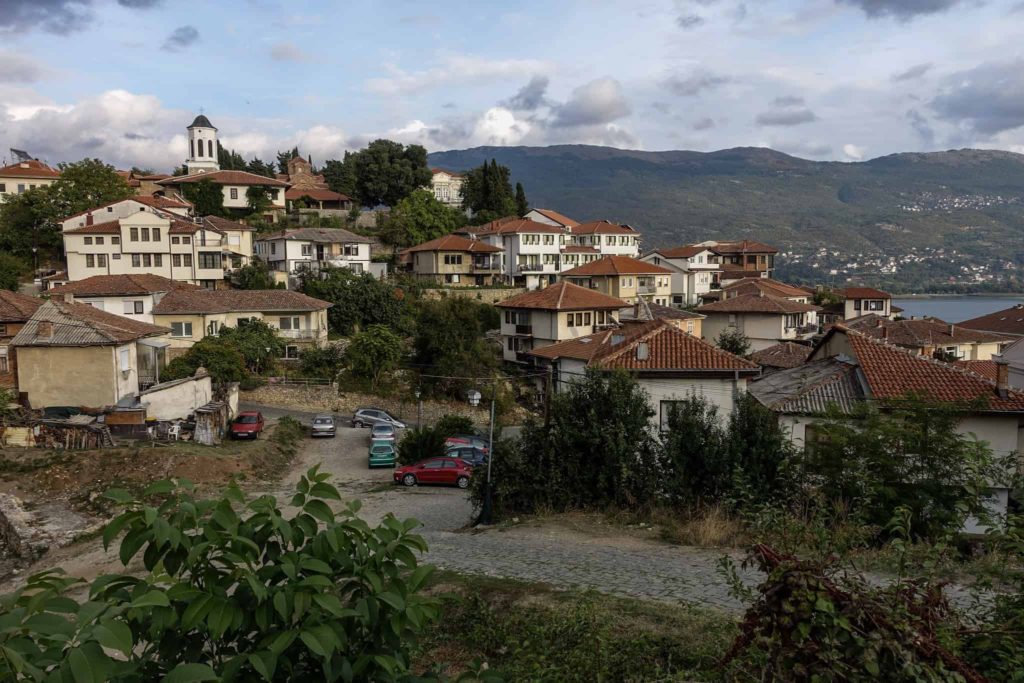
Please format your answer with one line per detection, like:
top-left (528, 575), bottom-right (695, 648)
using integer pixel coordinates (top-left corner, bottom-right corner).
top-left (62, 211), bottom-right (254, 288)
top-left (256, 228), bottom-right (372, 280)
top-left (60, 196), bottom-right (193, 230)
top-left (12, 299), bottom-right (170, 408)
top-left (151, 289), bottom-right (332, 360)
top-left (496, 281), bottom-right (627, 362)
top-left (560, 256), bottom-right (673, 305)
top-left (46, 274), bottom-right (198, 324)
top-left (156, 170), bottom-right (289, 223)
top-left (697, 293), bottom-right (822, 352)
top-left (0, 291), bottom-right (44, 391)
top-left (0, 159), bottom-right (60, 204)
top-left (401, 234), bottom-right (503, 286)
top-left (846, 315), bottom-right (1010, 361)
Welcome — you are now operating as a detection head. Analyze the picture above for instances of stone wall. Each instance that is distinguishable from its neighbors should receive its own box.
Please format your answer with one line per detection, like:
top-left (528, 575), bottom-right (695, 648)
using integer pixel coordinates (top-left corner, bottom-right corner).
top-left (421, 287), bottom-right (525, 305)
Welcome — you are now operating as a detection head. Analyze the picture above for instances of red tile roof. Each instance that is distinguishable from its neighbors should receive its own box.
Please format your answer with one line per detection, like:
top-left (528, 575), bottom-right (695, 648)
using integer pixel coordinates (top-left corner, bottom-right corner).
top-left (152, 289), bottom-right (331, 315)
top-left (561, 255), bottom-right (672, 277)
top-left (724, 278), bottom-right (811, 299)
top-left (401, 234), bottom-right (503, 254)
top-left (835, 326), bottom-right (1024, 411)
top-left (530, 208), bottom-right (578, 227)
top-left (751, 342), bottom-right (813, 369)
top-left (497, 281), bottom-right (626, 311)
top-left (954, 359), bottom-right (999, 381)
top-left (958, 304), bottom-right (1024, 336)
top-left (697, 293), bottom-right (820, 314)
top-left (285, 188), bottom-right (352, 202)
top-left (569, 220), bottom-right (638, 235)
top-left (530, 318), bottom-right (760, 373)
top-left (47, 275), bottom-right (198, 298)
top-left (157, 170), bottom-right (289, 187)
top-left (847, 316), bottom-right (1011, 347)
top-left (64, 219), bottom-right (122, 235)
top-left (842, 287), bottom-right (891, 300)
top-left (0, 290), bottom-right (43, 323)
top-left (0, 159), bottom-right (60, 179)
top-left (650, 245), bottom-right (707, 259)
top-left (704, 239), bottom-right (778, 255)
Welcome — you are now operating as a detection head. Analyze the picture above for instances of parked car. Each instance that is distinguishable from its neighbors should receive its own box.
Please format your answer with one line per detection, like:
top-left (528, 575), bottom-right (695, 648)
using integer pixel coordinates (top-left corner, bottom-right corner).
top-left (351, 408), bottom-right (406, 429)
top-left (368, 440), bottom-right (397, 468)
top-left (370, 423), bottom-right (397, 442)
top-left (445, 434), bottom-right (489, 454)
top-left (394, 457), bottom-right (472, 488)
top-left (230, 411), bottom-right (264, 439)
top-left (446, 445), bottom-right (488, 468)
top-left (310, 415), bottom-right (336, 438)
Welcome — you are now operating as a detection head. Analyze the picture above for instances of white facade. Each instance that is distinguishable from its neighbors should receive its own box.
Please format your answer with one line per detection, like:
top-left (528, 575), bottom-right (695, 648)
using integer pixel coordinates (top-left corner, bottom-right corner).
top-left (701, 311), bottom-right (810, 352)
top-left (430, 170), bottom-right (464, 207)
top-left (61, 199), bottom-right (190, 231)
top-left (58, 293), bottom-right (163, 323)
top-left (476, 231), bottom-right (565, 290)
top-left (186, 119), bottom-right (220, 174)
top-left (568, 232), bottom-right (640, 258)
top-left (641, 249), bottom-right (720, 306)
top-left (255, 236), bottom-right (371, 278)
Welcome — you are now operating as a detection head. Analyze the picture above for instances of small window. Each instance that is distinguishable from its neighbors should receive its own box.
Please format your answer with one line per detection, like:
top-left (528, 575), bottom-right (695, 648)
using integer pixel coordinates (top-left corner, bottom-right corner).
top-left (97, 254), bottom-right (107, 267)
top-left (112, 254), bottom-right (121, 260)
top-left (285, 345), bottom-right (299, 359)
top-left (112, 236), bottom-right (120, 245)
top-left (170, 322), bottom-right (193, 338)
top-left (130, 227), bottom-right (139, 241)
top-left (143, 254), bottom-right (152, 267)
top-left (131, 254), bottom-right (140, 267)
top-left (119, 348), bottom-right (130, 371)
top-left (172, 236), bottom-right (180, 244)
top-left (230, 188), bottom-right (238, 200)
top-left (95, 236), bottom-right (104, 245)
top-left (141, 228), bottom-right (150, 242)
top-left (84, 236), bottom-right (93, 245)
top-left (154, 254), bottom-right (162, 267)
top-left (271, 242), bottom-right (276, 254)
top-left (86, 254), bottom-right (95, 268)
top-left (183, 254), bottom-right (193, 267)
top-left (153, 228), bottom-right (161, 241)
top-left (173, 254), bottom-right (181, 267)
top-left (107, 206), bottom-right (113, 213)
top-left (182, 236), bottom-right (191, 244)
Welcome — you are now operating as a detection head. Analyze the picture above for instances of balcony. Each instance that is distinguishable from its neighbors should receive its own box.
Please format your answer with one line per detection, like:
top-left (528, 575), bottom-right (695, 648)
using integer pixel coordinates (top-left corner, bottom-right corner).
top-left (472, 259), bottom-right (500, 272)
top-left (276, 329), bottom-right (320, 339)
top-left (637, 284), bottom-right (658, 294)
top-left (513, 324), bottom-right (533, 336)
top-left (518, 263), bottom-right (544, 272)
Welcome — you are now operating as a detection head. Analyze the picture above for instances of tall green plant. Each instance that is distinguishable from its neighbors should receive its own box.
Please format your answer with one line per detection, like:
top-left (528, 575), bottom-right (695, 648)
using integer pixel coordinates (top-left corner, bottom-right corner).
top-left (0, 468), bottom-right (438, 681)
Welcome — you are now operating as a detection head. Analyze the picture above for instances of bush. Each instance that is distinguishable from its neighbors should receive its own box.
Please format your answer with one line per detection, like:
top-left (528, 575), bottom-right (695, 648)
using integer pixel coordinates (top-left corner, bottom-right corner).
top-left (397, 427), bottom-right (446, 465)
top-left (434, 414), bottom-right (475, 438)
top-left (346, 325), bottom-right (404, 388)
top-left (412, 298), bottom-right (500, 399)
top-left (715, 327), bottom-right (751, 356)
top-left (298, 344), bottom-right (346, 379)
top-left (0, 468), bottom-right (438, 681)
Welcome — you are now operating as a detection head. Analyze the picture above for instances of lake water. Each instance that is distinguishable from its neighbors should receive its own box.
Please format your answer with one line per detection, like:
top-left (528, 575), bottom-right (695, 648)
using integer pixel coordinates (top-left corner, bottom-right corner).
top-left (892, 296), bottom-right (1024, 322)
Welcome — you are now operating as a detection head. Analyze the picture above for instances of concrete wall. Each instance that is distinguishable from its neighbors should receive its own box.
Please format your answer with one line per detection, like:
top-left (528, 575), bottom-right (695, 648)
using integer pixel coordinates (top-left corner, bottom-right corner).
top-left (140, 373), bottom-right (213, 420)
top-left (701, 312), bottom-right (787, 351)
top-left (17, 345), bottom-right (136, 408)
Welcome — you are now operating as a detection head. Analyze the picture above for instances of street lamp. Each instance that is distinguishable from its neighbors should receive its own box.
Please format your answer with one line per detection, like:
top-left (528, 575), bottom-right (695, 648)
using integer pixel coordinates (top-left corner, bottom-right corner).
top-left (466, 387), bottom-right (495, 526)
top-left (414, 387), bottom-right (422, 428)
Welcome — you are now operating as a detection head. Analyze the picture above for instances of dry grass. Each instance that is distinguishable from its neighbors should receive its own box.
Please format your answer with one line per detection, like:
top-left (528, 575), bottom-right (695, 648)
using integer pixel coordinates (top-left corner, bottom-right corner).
top-left (653, 505), bottom-right (748, 547)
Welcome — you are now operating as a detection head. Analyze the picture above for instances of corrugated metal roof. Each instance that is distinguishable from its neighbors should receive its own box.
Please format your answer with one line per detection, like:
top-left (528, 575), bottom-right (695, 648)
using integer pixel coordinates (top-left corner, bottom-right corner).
top-left (749, 358), bottom-right (865, 415)
top-left (11, 300), bottom-right (168, 347)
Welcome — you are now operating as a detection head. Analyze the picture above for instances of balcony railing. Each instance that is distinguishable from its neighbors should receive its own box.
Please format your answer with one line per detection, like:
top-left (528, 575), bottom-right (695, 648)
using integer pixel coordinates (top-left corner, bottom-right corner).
top-left (276, 329), bottom-right (320, 339)
top-left (518, 263), bottom-right (544, 272)
top-left (513, 324), bottom-right (533, 336)
top-left (473, 260), bottom-right (500, 271)
top-left (637, 284), bottom-right (658, 294)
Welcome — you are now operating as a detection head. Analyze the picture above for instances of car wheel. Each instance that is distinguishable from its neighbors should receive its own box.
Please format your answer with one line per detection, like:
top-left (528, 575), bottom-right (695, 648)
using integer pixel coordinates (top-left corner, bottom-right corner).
top-left (456, 476), bottom-right (469, 489)
top-left (353, 420), bottom-right (363, 428)
top-left (402, 474), bottom-right (417, 487)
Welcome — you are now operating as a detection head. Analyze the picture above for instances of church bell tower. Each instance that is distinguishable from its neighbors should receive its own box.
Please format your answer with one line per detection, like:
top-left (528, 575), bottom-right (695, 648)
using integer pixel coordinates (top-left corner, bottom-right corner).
top-left (185, 114), bottom-right (220, 174)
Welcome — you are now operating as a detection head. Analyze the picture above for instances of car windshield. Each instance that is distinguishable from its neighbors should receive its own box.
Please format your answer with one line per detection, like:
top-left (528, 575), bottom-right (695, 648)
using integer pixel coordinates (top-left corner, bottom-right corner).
top-left (371, 446), bottom-right (392, 454)
top-left (373, 425), bottom-right (392, 432)
top-left (313, 418), bottom-right (333, 425)
top-left (236, 415), bottom-right (259, 424)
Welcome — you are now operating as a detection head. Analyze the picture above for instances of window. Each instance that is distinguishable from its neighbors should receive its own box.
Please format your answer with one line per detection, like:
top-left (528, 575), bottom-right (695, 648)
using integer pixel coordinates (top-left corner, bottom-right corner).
top-left (182, 236), bottom-right (191, 244)
top-left (198, 252), bottom-right (219, 269)
top-left (343, 245), bottom-right (358, 256)
top-left (183, 254), bottom-right (193, 267)
top-left (686, 320), bottom-right (695, 333)
top-left (271, 242), bottom-right (277, 254)
top-left (119, 348), bottom-right (130, 372)
top-left (867, 300), bottom-right (884, 311)
top-left (131, 254), bottom-right (141, 267)
top-left (172, 236), bottom-right (180, 244)
top-left (660, 400), bottom-right (690, 431)
top-left (112, 236), bottom-right (120, 245)
top-left (567, 313), bottom-right (575, 328)
top-left (301, 244), bottom-right (311, 256)
top-left (190, 140), bottom-right (195, 158)
top-left (84, 236), bottom-right (93, 245)
top-left (112, 254), bottom-right (121, 260)
top-left (17, 184), bottom-right (25, 194)
top-left (584, 312), bottom-right (592, 325)
top-left (130, 228), bottom-right (139, 242)
top-left (143, 254), bottom-right (152, 267)
top-left (0, 349), bottom-right (7, 373)
top-left (444, 274), bottom-right (461, 284)
top-left (285, 345), bottom-right (299, 359)
top-left (606, 236), bottom-right (614, 245)
top-left (141, 228), bottom-right (150, 242)
top-left (443, 254), bottom-right (463, 265)
top-left (543, 235), bottom-right (554, 245)
top-left (170, 322), bottom-right (193, 338)
top-left (230, 188), bottom-right (238, 200)
top-left (153, 254), bottom-right (162, 267)
top-left (153, 228), bottom-right (161, 241)
top-left (123, 301), bottom-right (144, 315)
top-left (207, 321), bottom-right (219, 336)
top-left (96, 237), bottom-right (104, 245)
top-left (0, 184), bottom-right (5, 193)
top-left (208, 140), bottom-right (213, 157)
top-left (86, 254), bottom-right (95, 268)
top-left (854, 299), bottom-right (862, 311)
top-left (173, 254), bottom-right (181, 267)
top-left (97, 254), bottom-right (107, 268)
top-left (279, 316), bottom-right (300, 330)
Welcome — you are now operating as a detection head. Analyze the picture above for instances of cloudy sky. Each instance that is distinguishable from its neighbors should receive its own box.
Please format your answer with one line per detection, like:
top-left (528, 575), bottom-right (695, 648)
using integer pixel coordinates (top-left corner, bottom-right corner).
top-left (2, 0), bottom-right (1024, 171)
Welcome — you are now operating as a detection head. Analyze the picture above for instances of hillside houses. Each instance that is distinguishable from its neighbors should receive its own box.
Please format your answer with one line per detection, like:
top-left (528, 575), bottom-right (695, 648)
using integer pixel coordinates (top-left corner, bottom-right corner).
top-left (845, 315), bottom-right (1010, 361)
top-left (561, 256), bottom-right (673, 305)
top-left (400, 234), bottom-right (503, 286)
top-left (254, 227), bottom-right (371, 282)
top-left (697, 293), bottom-right (821, 351)
top-left (0, 158), bottom-right (60, 204)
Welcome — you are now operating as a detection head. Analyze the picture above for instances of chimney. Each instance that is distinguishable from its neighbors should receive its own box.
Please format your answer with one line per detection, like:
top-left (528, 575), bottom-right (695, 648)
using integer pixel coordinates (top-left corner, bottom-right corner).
top-left (37, 321), bottom-right (53, 340)
top-left (86, 212), bottom-right (93, 226)
top-left (948, 324), bottom-right (956, 336)
top-left (995, 358), bottom-right (1010, 399)
top-left (882, 327), bottom-right (888, 340)
top-left (63, 293), bottom-right (74, 304)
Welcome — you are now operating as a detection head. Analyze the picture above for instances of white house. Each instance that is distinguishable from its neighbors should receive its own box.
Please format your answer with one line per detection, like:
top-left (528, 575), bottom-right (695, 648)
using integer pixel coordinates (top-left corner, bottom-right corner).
top-left (466, 218), bottom-right (568, 289)
top-left (524, 208), bottom-right (579, 230)
top-left (61, 196), bottom-right (194, 231)
top-left (45, 274), bottom-right (199, 324)
top-left (528, 318), bottom-right (761, 425)
top-left (749, 325), bottom-right (1024, 534)
top-left (0, 159), bottom-right (60, 205)
top-left (255, 227), bottom-right (372, 284)
top-left (697, 293), bottom-right (821, 351)
top-left (567, 221), bottom-right (641, 258)
top-left (642, 245), bottom-right (721, 307)
top-left (430, 168), bottom-right (465, 207)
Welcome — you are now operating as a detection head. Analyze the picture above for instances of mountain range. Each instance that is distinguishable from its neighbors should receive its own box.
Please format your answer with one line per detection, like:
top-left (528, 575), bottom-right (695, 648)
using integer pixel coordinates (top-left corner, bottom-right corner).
top-left (427, 145), bottom-right (1024, 291)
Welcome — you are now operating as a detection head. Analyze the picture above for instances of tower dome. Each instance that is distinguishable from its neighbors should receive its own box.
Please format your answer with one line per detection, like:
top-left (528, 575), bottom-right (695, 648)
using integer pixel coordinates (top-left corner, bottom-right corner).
top-left (185, 113), bottom-right (219, 174)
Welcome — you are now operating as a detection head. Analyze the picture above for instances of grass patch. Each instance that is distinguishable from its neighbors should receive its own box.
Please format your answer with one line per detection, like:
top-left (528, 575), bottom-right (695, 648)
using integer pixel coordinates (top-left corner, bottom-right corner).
top-left (415, 570), bottom-right (737, 681)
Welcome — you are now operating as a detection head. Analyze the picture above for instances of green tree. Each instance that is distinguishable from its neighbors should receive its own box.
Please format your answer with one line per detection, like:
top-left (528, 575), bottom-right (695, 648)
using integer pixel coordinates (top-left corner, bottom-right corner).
top-left (660, 395), bottom-right (730, 505)
top-left (461, 159), bottom-right (517, 224)
top-left (52, 158), bottom-right (135, 213)
top-left (230, 258), bottom-right (281, 289)
top-left (724, 392), bottom-right (794, 506)
top-left (246, 185), bottom-right (273, 214)
top-left (0, 254), bottom-right (30, 291)
top-left (180, 178), bottom-right (224, 217)
top-left (247, 157), bottom-right (276, 178)
top-left (396, 426), bottom-right (446, 465)
top-left (352, 139), bottom-right (432, 207)
top-left (412, 298), bottom-right (500, 398)
top-left (322, 153), bottom-right (358, 199)
top-left (515, 182), bottom-right (529, 216)
top-left (277, 146), bottom-right (300, 174)
top-left (0, 470), bottom-right (439, 681)
top-left (163, 335), bottom-right (248, 383)
top-left (218, 319), bottom-right (285, 374)
top-left (298, 344), bottom-right (346, 378)
top-left (475, 369), bottom-right (661, 517)
top-left (381, 189), bottom-right (467, 247)
top-left (216, 141), bottom-right (248, 170)
top-left (345, 325), bottom-right (404, 388)
top-left (715, 327), bottom-right (752, 357)
top-left (298, 267), bottom-right (409, 336)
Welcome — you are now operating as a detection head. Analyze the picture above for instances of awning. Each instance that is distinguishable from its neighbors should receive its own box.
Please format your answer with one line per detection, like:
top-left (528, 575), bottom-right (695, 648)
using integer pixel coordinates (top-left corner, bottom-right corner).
top-left (138, 338), bottom-right (171, 349)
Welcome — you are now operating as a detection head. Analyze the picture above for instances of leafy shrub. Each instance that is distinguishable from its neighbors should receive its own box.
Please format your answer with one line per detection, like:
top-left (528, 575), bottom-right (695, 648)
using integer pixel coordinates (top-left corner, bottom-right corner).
top-left (346, 325), bottom-right (404, 388)
top-left (0, 468), bottom-right (438, 681)
top-left (434, 414), bottom-right (475, 438)
top-left (298, 344), bottom-right (346, 379)
top-left (397, 427), bottom-right (446, 465)
top-left (715, 327), bottom-right (751, 356)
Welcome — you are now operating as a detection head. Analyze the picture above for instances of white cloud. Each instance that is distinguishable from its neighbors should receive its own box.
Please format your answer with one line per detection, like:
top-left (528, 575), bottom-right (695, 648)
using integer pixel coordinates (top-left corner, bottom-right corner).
top-left (472, 107), bottom-right (531, 145)
top-left (366, 53), bottom-right (551, 95)
top-left (843, 143), bottom-right (866, 159)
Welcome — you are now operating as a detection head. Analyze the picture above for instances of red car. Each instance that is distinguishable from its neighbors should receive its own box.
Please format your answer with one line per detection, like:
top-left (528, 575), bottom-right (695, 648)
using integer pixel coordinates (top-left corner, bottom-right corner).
top-left (394, 457), bottom-right (472, 489)
top-left (230, 411), bottom-right (264, 439)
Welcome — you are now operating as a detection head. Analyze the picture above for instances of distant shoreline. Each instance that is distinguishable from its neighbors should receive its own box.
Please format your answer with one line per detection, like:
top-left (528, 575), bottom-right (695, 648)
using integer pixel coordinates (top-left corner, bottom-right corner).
top-left (892, 293), bottom-right (1024, 299)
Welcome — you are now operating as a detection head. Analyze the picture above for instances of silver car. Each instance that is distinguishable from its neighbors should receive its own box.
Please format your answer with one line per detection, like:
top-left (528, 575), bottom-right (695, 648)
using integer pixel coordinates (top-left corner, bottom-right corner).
top-left (370, 423), bottom-right (397, 442)
top-left (310, 415), bottom-right (336, 438)
top-left (351, 407), bottom-right (406, 429)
